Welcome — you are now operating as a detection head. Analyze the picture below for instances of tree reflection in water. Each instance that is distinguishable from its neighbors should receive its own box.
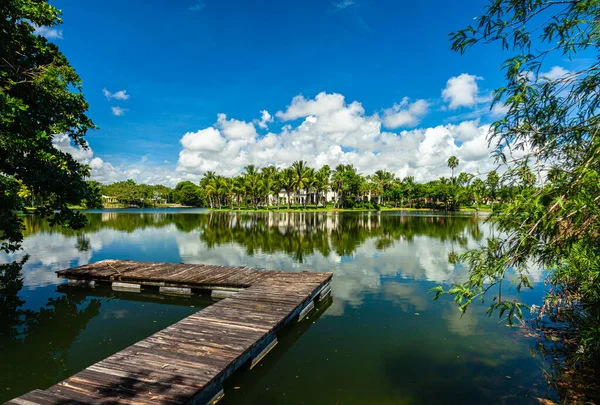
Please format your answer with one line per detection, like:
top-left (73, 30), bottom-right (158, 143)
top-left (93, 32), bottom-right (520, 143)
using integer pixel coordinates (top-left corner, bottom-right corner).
top-left (0, 258), bottom-right (101, 394)
top-left (5, 211), bottom-right (580, 404)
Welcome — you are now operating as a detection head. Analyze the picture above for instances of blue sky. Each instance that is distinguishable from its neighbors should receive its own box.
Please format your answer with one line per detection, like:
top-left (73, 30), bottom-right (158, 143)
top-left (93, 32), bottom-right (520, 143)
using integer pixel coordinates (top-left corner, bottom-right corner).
top-left (46, 0), bottom-right (570, 185)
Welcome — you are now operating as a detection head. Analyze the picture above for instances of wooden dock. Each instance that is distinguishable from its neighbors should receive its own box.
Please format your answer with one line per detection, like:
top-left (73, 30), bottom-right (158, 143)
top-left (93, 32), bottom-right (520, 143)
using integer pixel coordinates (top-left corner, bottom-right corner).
top-left (7, 260), bottom-right (332, 405)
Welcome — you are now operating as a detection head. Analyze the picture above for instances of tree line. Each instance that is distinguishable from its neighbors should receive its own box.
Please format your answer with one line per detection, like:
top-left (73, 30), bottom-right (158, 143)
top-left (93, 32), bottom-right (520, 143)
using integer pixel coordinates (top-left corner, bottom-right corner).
top-left (91, 180), bottom-right (207, 208)
top-left (197, 157), bottom-right (530, 211)
top-left (91, 156), bottom-right (534, 211)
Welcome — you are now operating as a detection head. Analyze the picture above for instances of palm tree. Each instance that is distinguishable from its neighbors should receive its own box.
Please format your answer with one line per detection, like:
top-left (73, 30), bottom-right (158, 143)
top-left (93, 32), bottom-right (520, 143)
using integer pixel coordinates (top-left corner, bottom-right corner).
top-left (243, 165), bottom-right (261, 208)
top-left (332, 164), bottom-right (346, 208)
top-left (225, 178), bottom-right (235, 210)
top-left (314, 165), bottom-right (331, 207)
top-left (261, 165), bottom-right (278, 179)
top-left (233, 176), bottom-right (245, 209)
top-left (304, 168), bottom-right (316, 208)
top-left (373, 169), bottom-right (395, 204)
top-left (260, 174), bottom-right (278, 209)
top-left (403, 176), bottom-right (415, 207)
top-left (244, 164), bottom-right (259, 177)
top-left (291, 160), bottom-right (310, 207)
top-left (244, 173), bottom-right (260, 209)
top-left (216, 176), bottom-right (228, 209)
top-left (204, 177), bottom-right (218, 209)
top-left (279, 168), bottom-right (295, 209)
top-left (261, 165), bottom-right (279, 205)
top-left (200, 172), bottom-right (217, 208)
top-left (447, 156), bottom-right (459, 181)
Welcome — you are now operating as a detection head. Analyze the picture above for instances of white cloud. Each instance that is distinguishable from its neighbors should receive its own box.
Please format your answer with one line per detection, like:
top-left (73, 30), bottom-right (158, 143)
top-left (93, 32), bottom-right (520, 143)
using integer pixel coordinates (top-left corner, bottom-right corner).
top-left (490, 103), bottom-right (509, 117)
top-left (276, 92), bottom-right (346, 120)
top-left (55, 77), bottom-right (508, 187)
top-left (53, 134), bottom-right (182, 186)
top-left (442, 73), bottom-right (483, 109)
top-left (217, 113), bottom-right (257, 140)
top-left (181, 127), bottom-right (227, 152)
top-left (382, 98), bottom-right (429, 129)
top-left (111, 106), bottom-right (128, 116)
top-left (257, 110), bottom-right (274, 129)
top-left (103, 88), bottom-right (130, 101)
top-left (177, 92), bottom-right (497, 182)
top-left (32, 25), bottom-right (63, 39)
top-left (52, 134), bottom-right (94, 162)
top-left (540, 66), bottom-right (570, 81)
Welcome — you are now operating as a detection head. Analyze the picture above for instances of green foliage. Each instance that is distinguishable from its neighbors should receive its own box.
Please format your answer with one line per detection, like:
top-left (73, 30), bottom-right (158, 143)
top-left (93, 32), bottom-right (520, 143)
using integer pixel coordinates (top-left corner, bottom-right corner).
top-left (1, 0), bottom-right (97, 253)
top-left (98, 180), bottom-right (185, 207)
top-left (173, 181), bottom-right (206, 207)
top-left (436, 0), bottom-right (600, 370)
top-left (195, 160), bottom-right (528, 211)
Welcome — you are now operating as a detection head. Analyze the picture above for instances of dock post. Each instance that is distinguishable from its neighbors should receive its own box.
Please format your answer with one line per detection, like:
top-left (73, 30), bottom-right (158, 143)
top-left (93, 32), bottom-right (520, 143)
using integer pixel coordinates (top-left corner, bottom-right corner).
top-left (317, 282), bottom-right (332, 300)
top-left (205, 389), bottom-right (224, 405)
top-left (112, 282), bottom-right (141, 292)
top-left (211, 289), bottom-right (240, 300)
top-left (68, 279), bottom-right (96, 287)
top-left (250, 337), bottom-right (278, 369)
top-left (298, 300), bottom-right (315, 321)
top-left (159, 286), bottom-right (192, 295)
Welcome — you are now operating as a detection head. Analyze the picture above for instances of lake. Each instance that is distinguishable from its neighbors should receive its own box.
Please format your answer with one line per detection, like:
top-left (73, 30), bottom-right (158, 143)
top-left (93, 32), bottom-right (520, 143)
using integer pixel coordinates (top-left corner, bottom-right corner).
top-left (0, 209), bottom-right (554, 404)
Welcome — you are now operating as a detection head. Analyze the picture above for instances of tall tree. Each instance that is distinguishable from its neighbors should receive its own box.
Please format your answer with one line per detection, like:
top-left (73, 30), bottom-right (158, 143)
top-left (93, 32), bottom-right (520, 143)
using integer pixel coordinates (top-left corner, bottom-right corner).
top-left (485, 170), bottom-right (499, 209)
top-left (432, 0), bottom-right (600, 370)
top-left (447, 156), bottom-right (459, 181)
top-left (291, 160), bottom-right (310, 206)
top-left (1, 0), bottom-right (98, 254)
top-left (314, 165), bottom-right (331, 207)
top-left (279, 168), bottom-right (295, 209)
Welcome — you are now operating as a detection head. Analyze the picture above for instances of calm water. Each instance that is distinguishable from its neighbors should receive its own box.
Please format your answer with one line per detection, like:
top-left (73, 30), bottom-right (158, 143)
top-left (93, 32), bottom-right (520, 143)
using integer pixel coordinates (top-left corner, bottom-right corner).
top-left (0, 209), bottom-right (553, 404)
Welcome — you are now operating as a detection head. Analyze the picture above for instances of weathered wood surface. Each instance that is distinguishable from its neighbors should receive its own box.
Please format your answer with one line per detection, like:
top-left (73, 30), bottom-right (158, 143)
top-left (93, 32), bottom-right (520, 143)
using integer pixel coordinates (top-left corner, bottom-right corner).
top-left (7, 260), bottom-right (332, 405)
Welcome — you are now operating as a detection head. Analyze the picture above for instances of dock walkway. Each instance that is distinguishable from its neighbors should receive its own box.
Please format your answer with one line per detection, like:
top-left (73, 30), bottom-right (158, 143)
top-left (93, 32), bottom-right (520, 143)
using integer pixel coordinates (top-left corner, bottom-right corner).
top-left (8, 260), bottom-right (332, 405)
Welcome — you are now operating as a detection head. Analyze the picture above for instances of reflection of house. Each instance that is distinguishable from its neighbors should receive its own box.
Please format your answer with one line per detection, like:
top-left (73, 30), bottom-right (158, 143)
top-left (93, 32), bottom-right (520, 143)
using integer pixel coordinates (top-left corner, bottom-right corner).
top-left (101, 195), bottom-right (118, 204)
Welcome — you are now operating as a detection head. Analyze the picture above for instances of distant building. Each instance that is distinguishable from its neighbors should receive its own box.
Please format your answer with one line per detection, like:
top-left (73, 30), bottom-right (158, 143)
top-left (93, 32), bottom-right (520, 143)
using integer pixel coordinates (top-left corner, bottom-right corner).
top-left (273, 189), bottom-right (337, 206)
top-left (101, 195), bottom-right (118, 204)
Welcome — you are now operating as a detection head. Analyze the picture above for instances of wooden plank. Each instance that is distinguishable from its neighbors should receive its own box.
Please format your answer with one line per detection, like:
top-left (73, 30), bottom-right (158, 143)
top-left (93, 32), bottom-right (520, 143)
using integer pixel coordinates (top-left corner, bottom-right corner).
top-left (10, 260), bottom-right (333, 404)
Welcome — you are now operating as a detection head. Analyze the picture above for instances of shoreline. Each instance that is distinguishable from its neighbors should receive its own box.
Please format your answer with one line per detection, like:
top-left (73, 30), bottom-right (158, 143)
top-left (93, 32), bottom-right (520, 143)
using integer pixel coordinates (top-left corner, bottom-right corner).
top-left (207, 207), bottom-right (494, 213)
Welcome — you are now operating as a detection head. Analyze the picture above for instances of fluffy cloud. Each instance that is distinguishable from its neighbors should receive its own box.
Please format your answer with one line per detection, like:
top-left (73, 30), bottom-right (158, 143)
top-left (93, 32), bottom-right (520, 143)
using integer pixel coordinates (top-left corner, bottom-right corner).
top-left (217, 113), bottom-right (258, 140)
top-left (177, 92), bottom-right (497, 182)
top-left (32, 25), bottom-right (63, 39)
top-left (103, 88), bottom-right (130, 101)
top-left (276, 92), bottom-right (346, 120)
top-left (540, 66), bottom-right (570, 81)
top-left (181, 127), bottom-right (227, 152)
top-left (52, 134), bottom-right (183, 186)
top-left (382, 98), bottom-right (429, 128)
top-left (52, 134), bottom-right (94, 162)
top-left (53, 74), bottom-right (505, 187)
top-left (111, 106), bottom-right (128, 116)
top-left (52, 135), bottom-right (119, 182)
top-left (257, 110), bottom-right (274, 129)
top-left (442, 73), bottom-right (484, 109)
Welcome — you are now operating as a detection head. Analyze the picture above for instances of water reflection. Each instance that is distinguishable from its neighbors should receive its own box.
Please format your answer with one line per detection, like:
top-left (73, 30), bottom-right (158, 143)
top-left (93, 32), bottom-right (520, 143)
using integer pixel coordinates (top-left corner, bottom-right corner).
top-left (0, 280), bottom-right (210, 401)
top-left (0, 210), bottom-right (555, 404)
top-left (5, 212), bottom-right (490, 312)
